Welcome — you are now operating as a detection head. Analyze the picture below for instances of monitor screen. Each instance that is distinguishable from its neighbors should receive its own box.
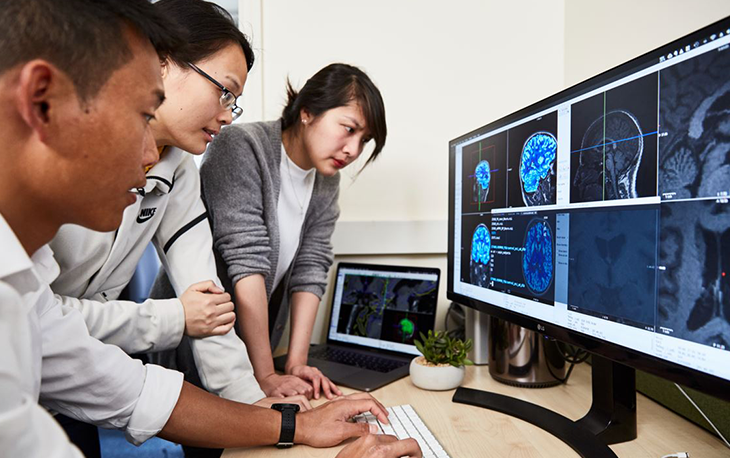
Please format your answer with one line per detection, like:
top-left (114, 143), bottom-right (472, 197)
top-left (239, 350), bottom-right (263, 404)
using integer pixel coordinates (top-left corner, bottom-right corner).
top-left (448, 17), bottom-right (730, 397)
top-left (327, 263), bottom-right (440, 355)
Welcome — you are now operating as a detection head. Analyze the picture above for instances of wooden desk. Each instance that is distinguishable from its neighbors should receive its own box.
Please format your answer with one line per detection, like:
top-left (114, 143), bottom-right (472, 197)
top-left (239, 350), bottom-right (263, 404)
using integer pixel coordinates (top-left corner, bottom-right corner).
top-left (223, 364), bottom-right (727, 458)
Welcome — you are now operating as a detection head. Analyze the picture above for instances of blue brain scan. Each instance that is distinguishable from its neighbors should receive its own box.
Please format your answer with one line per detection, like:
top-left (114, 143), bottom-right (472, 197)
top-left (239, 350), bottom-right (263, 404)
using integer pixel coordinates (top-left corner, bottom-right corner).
top-left (522, 219), bottom-right (554, 295)
top-left (470, 224), bottom-right (491, 287)
top-left (473, 160), bottom-right (491, 203)
top-left (520, 132), bottom-right (557, 206)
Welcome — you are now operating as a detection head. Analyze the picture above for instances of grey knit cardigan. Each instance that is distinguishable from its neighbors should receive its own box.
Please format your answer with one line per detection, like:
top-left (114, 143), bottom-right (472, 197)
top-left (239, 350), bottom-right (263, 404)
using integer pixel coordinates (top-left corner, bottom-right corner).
top-left (201, 119), bottom-right (340, 348)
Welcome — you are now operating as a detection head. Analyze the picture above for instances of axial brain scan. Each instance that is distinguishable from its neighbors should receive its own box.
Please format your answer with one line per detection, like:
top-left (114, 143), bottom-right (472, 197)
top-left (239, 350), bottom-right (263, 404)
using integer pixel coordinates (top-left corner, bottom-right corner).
top-left (522, 219), bottom-right (554, 295)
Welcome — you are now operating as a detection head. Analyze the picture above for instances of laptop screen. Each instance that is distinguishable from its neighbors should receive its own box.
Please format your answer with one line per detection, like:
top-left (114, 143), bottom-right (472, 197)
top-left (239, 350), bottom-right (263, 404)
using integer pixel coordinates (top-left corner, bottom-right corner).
top-left (327, 263), bottom-right (441, 355)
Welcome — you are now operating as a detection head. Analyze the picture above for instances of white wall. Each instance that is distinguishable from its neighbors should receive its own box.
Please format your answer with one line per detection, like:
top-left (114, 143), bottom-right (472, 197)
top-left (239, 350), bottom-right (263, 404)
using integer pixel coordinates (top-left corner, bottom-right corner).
top-left (233, 1), bottom-right (730, 352)
top-left (237, 0), bottom-right (566, 350)
top-left (564, 0), bottom-right (730, 87)
top-left (240, 0), bottom-right (566, 224)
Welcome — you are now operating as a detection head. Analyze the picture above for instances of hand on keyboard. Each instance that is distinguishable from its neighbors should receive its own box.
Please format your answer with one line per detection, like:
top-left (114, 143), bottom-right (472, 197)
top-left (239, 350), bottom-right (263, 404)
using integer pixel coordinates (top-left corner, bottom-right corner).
top-left (353, 405), bottom-right (451, 458)
top-left (336, 434), bottom-right (422, 458)
top-left (295, 393), bottom-right (389, 447)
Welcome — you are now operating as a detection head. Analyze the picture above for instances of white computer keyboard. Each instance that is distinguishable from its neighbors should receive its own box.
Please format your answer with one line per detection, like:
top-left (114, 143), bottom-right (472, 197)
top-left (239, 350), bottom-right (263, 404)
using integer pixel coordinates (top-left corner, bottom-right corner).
top-left (353, 404), bottom-right (451, 458)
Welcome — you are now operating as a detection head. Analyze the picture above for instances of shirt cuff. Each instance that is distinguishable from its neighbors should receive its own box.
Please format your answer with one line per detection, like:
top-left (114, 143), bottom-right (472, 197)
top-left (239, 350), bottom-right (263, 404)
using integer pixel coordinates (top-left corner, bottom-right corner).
top-left (218, 372), bottom-right (266, 405)
top-left (152, 299), bottom-right (185, 351)
top-left (124, 364), bottom-right (183, 446)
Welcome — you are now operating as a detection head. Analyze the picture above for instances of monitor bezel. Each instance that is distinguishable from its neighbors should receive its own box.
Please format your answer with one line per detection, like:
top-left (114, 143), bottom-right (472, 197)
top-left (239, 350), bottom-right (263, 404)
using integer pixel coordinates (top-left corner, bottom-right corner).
top-left (447, 15), bottom-right (730, 402)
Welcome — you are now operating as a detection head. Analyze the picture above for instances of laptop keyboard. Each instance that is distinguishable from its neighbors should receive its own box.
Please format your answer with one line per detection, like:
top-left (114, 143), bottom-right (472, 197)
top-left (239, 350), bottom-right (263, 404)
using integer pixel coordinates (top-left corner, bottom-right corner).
top-left (310, 347), bottom-right (408, 373)
top-left (354, 404), bottom-right (451, 458)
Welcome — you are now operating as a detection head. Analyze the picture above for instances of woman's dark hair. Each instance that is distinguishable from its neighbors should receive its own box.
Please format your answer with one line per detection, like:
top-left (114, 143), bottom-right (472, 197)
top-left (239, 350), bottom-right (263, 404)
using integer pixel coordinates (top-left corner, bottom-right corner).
top-left (281, 63), bottom-right (387, 168)
top-left (155, 0), bottom-right (254, 71)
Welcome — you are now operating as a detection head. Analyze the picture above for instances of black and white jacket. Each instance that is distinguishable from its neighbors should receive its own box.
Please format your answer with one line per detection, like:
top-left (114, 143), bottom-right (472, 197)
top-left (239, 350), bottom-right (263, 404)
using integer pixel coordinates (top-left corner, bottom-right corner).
top-left (48, 147), bottom-right (265, 404)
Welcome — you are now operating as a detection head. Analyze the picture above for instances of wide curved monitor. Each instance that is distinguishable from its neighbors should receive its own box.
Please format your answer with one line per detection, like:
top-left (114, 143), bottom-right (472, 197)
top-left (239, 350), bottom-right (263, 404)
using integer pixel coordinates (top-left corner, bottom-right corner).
top-left (448, 15), bottom-right (730, 402)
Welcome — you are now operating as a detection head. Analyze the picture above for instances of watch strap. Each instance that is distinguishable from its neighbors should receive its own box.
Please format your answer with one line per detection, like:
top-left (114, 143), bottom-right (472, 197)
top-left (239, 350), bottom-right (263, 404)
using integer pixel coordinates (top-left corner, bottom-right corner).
top-left (274, 405), bottom-right (296, 448)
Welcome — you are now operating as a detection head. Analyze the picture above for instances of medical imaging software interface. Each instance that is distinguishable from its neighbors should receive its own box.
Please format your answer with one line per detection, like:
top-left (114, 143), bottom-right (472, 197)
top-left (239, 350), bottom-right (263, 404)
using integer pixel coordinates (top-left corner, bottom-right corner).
top-left (328, 266), bottom-right (439, 356)
top-left (451, 26), bottom-right (730, 383)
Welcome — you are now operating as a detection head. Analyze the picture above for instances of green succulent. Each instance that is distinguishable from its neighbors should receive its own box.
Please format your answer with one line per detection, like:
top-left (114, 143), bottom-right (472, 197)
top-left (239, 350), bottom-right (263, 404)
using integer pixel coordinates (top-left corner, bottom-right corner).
top-left (414, 330), bottom-right (474, 367)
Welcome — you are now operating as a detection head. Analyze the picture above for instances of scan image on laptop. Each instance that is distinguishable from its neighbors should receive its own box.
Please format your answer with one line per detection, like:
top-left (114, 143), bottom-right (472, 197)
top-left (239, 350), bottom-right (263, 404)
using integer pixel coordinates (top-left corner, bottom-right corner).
top-left (333, 267), bottom-right (439, 351)
top-left (275, 262), bottom-right (441, 391)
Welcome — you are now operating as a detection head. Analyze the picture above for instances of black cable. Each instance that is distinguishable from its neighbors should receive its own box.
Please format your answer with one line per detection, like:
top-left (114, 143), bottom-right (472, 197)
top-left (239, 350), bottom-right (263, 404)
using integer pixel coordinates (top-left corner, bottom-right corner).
top-left (444, 302), bottom-right (466, 341)
top-left (444, 302), bottom-right (455, 332)
top-left (544, 340), bottom-right (589, 384)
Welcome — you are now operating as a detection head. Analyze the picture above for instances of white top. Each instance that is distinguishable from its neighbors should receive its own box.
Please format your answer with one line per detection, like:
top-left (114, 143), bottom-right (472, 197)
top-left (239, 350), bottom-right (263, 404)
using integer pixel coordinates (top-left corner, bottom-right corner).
top-left (274, 144), bottom-right (316, 290)
top-left (0, 212), bottom-right (183, 453)
top-left (0, 213), bottom-right (80, 458)
top-left (48, 148), bottom-right (265, 405)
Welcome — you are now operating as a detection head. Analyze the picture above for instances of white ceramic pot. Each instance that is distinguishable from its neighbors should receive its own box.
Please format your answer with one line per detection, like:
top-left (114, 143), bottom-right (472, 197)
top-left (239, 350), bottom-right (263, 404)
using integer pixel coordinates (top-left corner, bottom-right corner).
top-left (409, 356), bottom-right (465, 391)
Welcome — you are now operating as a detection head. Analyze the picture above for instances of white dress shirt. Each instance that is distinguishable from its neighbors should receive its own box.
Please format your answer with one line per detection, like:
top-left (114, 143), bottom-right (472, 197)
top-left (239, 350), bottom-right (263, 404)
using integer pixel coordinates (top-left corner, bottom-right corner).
top-left (0, 212), bottom-right (183, 452)
top-left (0, 215), bottom-right (82, 457)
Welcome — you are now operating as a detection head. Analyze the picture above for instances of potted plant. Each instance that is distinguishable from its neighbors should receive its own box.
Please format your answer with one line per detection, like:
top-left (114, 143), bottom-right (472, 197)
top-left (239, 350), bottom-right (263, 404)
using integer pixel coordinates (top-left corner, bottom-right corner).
top-left (410, 330), bottom-right (474, 390)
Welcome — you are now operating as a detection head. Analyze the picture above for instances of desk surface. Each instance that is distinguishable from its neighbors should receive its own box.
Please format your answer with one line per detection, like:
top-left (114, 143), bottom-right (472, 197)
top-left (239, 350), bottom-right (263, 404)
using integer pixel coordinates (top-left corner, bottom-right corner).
top-left (223, 364), bottom-right (727, 458)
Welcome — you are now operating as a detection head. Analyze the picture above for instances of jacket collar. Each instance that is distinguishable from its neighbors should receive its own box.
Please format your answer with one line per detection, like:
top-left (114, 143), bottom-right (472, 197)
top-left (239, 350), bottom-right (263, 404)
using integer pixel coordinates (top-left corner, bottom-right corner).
top-left (143, 146), bottom-right (185, 195)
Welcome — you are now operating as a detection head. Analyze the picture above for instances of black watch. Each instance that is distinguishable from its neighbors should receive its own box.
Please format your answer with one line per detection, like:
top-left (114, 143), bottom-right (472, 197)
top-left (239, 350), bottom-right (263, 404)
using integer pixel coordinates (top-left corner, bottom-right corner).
top-left (271, 403), bottom-right (300, 448)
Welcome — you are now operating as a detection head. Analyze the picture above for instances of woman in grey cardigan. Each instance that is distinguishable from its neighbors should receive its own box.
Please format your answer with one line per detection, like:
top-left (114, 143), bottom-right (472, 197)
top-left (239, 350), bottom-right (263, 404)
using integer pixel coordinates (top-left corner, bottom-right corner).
top-left (202, 63), bottom-right (387, 400)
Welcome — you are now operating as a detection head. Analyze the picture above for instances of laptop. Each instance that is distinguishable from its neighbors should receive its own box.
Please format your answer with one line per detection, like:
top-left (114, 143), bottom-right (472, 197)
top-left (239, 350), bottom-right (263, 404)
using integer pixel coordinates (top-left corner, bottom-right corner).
top-left (274, 262), bottom-right (441, 392)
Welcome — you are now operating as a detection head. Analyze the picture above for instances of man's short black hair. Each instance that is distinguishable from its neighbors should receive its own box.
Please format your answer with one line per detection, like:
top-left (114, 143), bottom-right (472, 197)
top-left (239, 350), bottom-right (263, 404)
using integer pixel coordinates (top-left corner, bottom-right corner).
top-left (0, 0), bottom-right (185, 101)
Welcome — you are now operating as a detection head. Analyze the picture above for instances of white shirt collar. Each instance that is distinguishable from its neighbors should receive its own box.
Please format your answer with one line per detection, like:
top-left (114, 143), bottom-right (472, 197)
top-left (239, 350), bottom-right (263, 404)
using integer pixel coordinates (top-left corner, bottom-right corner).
top-left (0, 212), bottom-right (33, 279)
top-left (30, 245), bottom-right (60, 285)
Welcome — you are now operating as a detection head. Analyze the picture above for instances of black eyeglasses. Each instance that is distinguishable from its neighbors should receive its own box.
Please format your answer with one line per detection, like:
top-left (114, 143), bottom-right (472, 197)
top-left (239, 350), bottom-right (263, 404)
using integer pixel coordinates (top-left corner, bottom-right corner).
top-left (188, 63), bottom-right (243, 120)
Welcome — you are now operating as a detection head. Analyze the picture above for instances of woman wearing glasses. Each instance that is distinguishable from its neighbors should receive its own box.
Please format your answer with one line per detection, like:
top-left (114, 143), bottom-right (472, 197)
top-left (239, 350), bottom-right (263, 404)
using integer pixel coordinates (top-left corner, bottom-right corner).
top-left (182, 63), bottom-right (388, 401)
top-left (46, 2), bottom-right (313, 455)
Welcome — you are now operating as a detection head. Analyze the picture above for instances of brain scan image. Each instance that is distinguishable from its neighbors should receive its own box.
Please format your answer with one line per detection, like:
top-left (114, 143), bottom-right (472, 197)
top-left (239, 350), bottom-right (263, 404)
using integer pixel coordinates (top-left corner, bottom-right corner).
top-left (573, 110), bottom-right (644, 202)
top-left (470, 223), bottom-right (491, 287)
top-left (570, 74), bottom-right (658, 203)
top-left (568, 208), bottom-right (658, 325)
top-left (659, 48), bottom-right (730, 200)
top-left (474, 160), bottom-right (491, 202)
top-left (521, 219), bottom-right (554, 296)
top-left (336, 275), bottom-right (437, 346)
top-left (461, 133), bottom-right (508, 210)
top-left (507, 112), bottom-right (558, 209)
top-left (520, 132), bottom-right (557, 206)
top-left (398, 318), bottom-right (416, 341)
top-left (658, 201), bottom-right (730, 349)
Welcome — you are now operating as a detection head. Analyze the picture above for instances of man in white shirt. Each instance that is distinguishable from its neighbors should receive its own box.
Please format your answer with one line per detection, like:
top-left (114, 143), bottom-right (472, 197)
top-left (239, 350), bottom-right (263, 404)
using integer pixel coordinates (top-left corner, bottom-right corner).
top-left (0, 1), bottom-right (421, 457)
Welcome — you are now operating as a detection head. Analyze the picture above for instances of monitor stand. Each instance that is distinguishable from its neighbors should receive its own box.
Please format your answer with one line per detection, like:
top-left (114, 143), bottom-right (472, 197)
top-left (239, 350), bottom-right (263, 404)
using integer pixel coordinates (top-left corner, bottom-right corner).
top-left (452, 355), bottom-right (636, 458)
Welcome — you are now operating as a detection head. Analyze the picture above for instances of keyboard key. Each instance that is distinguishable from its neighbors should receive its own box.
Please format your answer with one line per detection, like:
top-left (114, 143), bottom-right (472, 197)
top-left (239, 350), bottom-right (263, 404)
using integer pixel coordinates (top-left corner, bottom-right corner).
top-left (381, 423), bottom-right (395, 436)
top-left (370, 405), bottom-right (450, 458)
